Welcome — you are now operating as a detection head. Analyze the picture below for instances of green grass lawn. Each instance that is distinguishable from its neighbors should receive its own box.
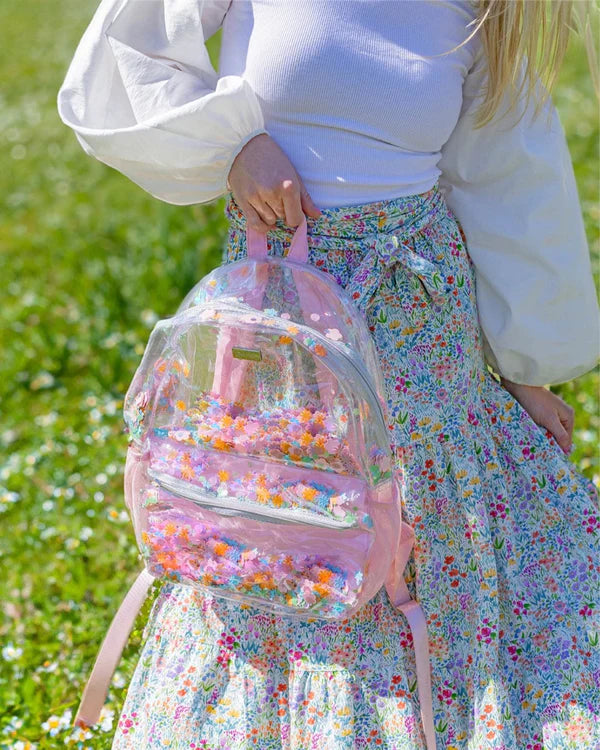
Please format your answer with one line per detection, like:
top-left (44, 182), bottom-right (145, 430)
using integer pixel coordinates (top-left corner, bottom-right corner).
top-left (0, 1), bottom-right (598, 747)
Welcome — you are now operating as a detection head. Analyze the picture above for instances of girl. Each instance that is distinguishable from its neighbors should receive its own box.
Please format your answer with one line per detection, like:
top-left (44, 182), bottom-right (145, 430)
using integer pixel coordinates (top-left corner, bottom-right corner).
top-left (58, 1), bottom-right (600, 747)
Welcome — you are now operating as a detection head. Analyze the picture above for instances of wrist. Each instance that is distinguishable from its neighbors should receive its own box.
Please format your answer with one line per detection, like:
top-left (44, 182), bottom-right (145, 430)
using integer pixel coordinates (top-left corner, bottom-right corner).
top-left (500, 376), bottom-right (543, 392)
top-left (224, 128), bottom-right (269, 194)
top-left (500, 376), bottom-right (523, 392)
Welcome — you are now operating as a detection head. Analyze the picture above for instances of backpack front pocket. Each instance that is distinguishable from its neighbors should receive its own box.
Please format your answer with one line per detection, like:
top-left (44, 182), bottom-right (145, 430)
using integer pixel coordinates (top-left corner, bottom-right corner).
top-left (136, 474), bottom-right (375, 619)
top-left (144, 444), bottom-right (375, 527)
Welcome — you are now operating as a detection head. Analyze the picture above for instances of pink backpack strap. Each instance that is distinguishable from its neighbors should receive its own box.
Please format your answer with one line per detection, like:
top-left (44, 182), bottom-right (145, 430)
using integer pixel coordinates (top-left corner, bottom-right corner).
top-left (211, 216), bottom-right (312, 404)
top-left (210, 263), bottom-right (269, 401)
top-left (246, 215), bottom-right (309, 263)
top-left (73, 568), bottom-right (156, 728)
top-left (386, 522), bottom-right (436, 750)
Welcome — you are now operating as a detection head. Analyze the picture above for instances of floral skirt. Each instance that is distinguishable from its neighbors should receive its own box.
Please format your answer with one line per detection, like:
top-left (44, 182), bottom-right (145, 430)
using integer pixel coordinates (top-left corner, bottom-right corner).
top-left (111, 182), bottom-right (600, 749)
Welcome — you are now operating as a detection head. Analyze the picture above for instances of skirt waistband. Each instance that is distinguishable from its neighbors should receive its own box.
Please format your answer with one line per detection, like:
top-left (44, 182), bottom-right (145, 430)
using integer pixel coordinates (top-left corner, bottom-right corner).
top-left (224, 180), bottom-right (446, 241)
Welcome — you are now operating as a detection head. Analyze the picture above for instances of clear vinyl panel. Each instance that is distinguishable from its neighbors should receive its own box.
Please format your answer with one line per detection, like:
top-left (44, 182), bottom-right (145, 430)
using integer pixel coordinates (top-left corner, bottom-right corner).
top-left (127, 304), bottom-right (392, 486)
top-left (177, 257), bottom-right (387, 411)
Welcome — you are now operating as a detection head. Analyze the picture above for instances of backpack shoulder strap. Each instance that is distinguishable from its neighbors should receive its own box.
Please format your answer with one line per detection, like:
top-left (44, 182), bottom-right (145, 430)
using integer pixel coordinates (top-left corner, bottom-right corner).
top-left (387, 522), bottom-right (436, 750)
top-left (73, 568), bottom-right (156, 728)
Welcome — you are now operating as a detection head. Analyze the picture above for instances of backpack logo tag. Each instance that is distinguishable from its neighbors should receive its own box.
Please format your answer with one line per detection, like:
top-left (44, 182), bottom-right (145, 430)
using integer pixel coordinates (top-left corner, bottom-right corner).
top-left (232, 346), bottom-right (262, 362)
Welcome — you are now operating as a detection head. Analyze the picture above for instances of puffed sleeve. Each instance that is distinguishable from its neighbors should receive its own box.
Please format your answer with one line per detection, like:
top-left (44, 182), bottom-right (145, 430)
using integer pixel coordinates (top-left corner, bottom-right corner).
top-left (437, 44), bottom-right (600, 386)
top-left (56, 0), bottom-right (267, 205)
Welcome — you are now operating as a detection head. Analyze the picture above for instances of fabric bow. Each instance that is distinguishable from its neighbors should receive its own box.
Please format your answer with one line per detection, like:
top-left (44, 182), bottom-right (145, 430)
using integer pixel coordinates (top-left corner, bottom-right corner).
top-left (346, 233), bottom-right (451, 316)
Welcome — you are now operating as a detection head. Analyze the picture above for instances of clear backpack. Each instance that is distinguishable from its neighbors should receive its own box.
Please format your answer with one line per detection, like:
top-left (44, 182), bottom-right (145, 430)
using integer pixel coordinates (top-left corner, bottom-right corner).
top-left (73, 217), bottom-right (435, 749)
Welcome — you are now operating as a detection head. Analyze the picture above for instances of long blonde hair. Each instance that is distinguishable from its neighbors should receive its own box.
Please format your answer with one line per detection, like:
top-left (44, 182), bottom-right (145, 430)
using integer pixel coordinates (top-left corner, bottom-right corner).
top-left (442, 0), bottom-right (599, 129)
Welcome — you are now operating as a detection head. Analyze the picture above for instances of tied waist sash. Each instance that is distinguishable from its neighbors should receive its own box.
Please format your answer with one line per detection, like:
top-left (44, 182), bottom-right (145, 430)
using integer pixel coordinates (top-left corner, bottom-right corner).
top-left (343, 184), bottom-right (452, 315)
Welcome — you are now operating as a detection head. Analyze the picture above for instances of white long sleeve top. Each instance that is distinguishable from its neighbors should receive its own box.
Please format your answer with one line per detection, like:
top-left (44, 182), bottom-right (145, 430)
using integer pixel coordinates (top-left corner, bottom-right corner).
top-left (57, 0), bottom-right (600, 386)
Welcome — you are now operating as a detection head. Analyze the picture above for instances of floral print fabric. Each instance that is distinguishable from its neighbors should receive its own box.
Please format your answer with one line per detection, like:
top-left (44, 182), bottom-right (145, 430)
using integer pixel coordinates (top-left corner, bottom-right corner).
top-left (112, 182), bottom-right (600, 749)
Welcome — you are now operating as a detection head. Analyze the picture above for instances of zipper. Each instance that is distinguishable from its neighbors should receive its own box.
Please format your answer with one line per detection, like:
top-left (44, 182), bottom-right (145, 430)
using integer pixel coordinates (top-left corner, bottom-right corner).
top-left (148, 469), bottom-right (359, 530)
top-left (305, 326), bottom-right (387, 426)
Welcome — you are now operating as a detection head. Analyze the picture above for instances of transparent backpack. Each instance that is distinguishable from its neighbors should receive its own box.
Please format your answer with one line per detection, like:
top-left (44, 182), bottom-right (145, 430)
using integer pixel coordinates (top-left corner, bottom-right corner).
top-left (74, 217), bottom-right (434, 747)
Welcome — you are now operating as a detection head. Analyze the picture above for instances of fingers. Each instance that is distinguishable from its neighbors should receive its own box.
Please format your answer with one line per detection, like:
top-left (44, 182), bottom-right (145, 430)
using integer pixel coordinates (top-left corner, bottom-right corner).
top-left (227, 132), bottom-right (322, 229)
top-left (559, 403), bottom-right (575, 435)
top-left (246, 190), bottom-right (286, 230)
top-left (281, 180), bottom-right (305, 227)
top-left (546, 410), bottom-right (571, 454)
top-left (282, 180), bottom-right (322, 224)
top-left (255, 201), bottom-right (280, 227)
top-left (239, 188), bottom-right (320, 235)
top-left (239, 182), bottom-right (319, 234)
top-left (508, 385), bottom-right (576, 456)
top-left (558, 403), bottom-right (575, 451)
top-left (265, 195), bottom-right (286, 222)
top-left (300, 185), bottom-right (323, 219)
top-left (240, 201), bottom-right (274, 234)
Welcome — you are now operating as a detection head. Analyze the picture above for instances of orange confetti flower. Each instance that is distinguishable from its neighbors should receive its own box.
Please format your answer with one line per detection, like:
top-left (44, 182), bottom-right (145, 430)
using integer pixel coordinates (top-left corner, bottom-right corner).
top-left (213, 438), bottom-right (232, 451)
top-left (256, 487), bottom-right (271, 503)
top-left (317, 569), bottom-right (333, 583)
top-left (180, 464), bottom-right (196, 481)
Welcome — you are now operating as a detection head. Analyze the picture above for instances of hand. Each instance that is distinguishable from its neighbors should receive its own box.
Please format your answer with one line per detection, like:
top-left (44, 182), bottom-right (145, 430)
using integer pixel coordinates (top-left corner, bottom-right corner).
top-left (500, 377), bottom-right (575, 455)
top-left (226, 132), bottom-right (322, 233)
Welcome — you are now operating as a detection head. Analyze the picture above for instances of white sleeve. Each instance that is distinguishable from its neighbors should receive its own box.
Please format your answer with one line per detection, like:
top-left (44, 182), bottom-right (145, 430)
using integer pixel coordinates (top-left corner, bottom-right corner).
top-left (437, 46), bottom-right (600, 386)
top-left (56, 0), bottom-right (267, 205)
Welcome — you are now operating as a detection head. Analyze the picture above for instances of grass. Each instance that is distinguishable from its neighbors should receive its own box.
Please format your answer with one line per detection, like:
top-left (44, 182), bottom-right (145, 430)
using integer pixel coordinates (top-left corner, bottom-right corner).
top-left (0, 1), bottom-right (598, 747)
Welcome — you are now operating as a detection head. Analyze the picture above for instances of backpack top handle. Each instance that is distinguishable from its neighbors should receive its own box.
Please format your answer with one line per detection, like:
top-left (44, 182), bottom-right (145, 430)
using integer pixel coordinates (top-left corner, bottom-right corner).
top-left (246, 214), bottom-right (309, 263)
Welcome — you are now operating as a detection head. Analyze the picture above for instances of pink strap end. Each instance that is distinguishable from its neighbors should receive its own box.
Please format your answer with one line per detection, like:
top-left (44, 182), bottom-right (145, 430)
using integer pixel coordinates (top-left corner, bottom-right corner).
top-left (286, 215), bottom-right (308, 262)
top-left (384, 522), bottom-right (436, 750)
top-left (246, 225), bottom-right (268, 259)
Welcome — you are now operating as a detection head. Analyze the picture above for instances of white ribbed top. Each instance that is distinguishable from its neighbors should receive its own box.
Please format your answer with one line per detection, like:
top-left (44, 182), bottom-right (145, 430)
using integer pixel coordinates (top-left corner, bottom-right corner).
top-left (220, 0), bottom-right (480, 207)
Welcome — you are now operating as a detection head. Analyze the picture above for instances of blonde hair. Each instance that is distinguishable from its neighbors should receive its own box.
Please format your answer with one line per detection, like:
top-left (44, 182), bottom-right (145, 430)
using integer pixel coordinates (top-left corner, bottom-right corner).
top-left (440, 0), bottom-right (599, 129)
